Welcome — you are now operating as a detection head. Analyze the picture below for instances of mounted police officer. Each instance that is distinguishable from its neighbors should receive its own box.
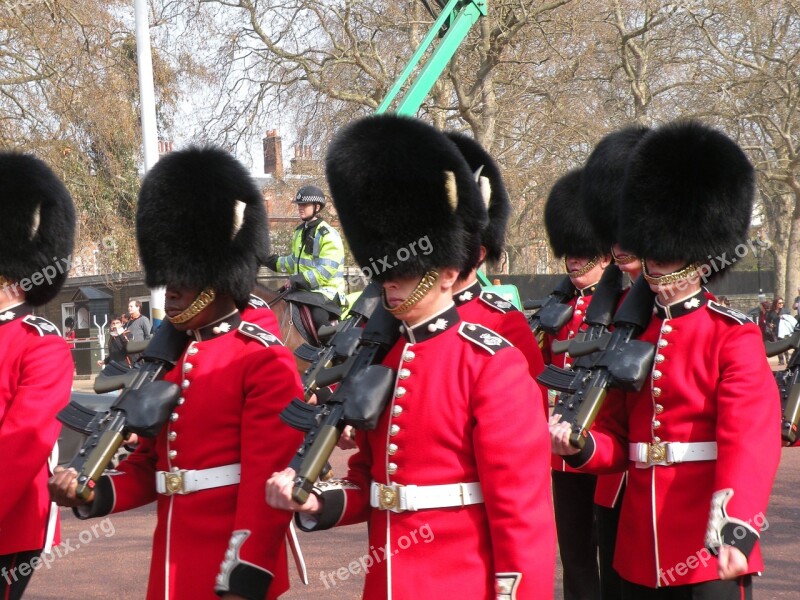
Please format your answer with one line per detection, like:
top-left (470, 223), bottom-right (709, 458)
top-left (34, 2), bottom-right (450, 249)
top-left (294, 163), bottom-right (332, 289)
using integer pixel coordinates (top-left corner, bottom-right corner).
top-left (0, 152), bottom-right (75, 600)
top-left (264, 185), bottom-right (347, 331)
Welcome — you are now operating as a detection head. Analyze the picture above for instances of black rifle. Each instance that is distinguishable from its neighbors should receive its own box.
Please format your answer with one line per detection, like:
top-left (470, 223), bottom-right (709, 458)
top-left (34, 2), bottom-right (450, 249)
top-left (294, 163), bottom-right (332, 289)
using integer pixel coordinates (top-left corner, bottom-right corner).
top-left (57, 321), bottom-right (188, 500)
top-left (524, 275), bottom-right (577, 338)
top-left (295, 281), bottom-right (384, 399)
top-left (280, 303), bottom-right (400, 504)
top-left (539, 275), bottom-right (656, 448)
top-left (766, 329), bottom-right (800, 444)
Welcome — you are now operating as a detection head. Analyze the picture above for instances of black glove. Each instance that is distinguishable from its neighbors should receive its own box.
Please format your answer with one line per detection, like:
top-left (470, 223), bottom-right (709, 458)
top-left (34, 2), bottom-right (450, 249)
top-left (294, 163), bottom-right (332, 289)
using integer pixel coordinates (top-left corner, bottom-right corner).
top-left (289, 274), bottom-right (311, 291)
top-left (263, 254), bottom-right (279, 271)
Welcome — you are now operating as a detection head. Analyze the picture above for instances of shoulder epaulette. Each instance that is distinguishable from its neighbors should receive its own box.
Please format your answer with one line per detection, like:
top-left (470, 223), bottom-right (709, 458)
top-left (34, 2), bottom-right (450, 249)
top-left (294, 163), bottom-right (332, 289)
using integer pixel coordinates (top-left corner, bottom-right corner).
top-left (247, 294), bottom-right (269, 310)
top-left (458, 322), bottom-right (512, 355)
top-left (22, 315), bottom-right (61, 336)
top-left (707, 301), bottom-right (750, 325)
top-left (237, 321), bottom-right (284, 348)
top-left (478, 291), bottom-right (518, 314)
top-left (317, 225), bottom-right (330, 236)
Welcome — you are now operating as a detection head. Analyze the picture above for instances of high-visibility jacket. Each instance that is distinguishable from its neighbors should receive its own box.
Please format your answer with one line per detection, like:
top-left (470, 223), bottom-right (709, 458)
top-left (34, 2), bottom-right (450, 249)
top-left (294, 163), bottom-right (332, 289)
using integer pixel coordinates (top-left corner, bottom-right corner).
top-left (275, 218), bottom-right (346, 304)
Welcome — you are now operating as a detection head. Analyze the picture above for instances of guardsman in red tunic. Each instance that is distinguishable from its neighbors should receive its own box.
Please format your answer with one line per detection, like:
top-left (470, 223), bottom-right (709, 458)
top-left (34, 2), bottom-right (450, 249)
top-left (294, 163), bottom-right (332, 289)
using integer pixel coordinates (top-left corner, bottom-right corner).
top-left (49, 147), bottom-right (304, 600)
top-left (445, 132), bottom-right (548, 416)
top-left (0, 153), bottom-right (76, 600)
top-left (580, 124), bottom-right (650, 600)
top-left (552, 121), bottom-right (781, 600)
top-left (267, 114), bottom-right (556, 599)
top-left (542, 167), bottom-right (611, 600)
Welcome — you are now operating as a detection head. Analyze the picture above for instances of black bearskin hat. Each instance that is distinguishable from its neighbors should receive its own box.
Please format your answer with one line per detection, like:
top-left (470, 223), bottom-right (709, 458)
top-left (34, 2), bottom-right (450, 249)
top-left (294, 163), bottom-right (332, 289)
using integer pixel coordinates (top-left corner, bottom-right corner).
top-left (619, 121), bottom-right (754, 273)
top-left (136, 146), bottom-right (268, 307)
top-left (445, 132), bottom-right (511, 267)
top-left (325, 115), bottom-right (487, 281)
top-left (293, 185), bottom-right (326, 206)
top-left (582, 125), bottom-right (649, 249)
top-left (544, 168), bottom-right (607, 259)
top-left (0, 152), bottom-right (76, 306)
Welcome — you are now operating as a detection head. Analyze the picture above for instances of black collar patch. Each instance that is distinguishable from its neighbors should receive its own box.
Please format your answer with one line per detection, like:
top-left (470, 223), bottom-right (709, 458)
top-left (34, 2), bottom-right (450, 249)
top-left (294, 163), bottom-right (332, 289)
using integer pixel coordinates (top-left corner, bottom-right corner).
top-left (0, 302), bottom-right (32, 326)
top-left (190, 311), bottom-right (243, 342)
top-left (400, 304), bottom-right (461, 344)
top-left (453, 281), bottom-right (482, 307)
top-left (655, 291), bottom-right (707, 320)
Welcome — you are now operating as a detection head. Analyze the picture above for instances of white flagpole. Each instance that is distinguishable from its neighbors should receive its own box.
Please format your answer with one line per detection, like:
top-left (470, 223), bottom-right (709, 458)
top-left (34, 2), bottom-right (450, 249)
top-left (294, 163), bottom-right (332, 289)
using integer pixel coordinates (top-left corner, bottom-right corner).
top-left (134, 0), bottom-right (165, 326)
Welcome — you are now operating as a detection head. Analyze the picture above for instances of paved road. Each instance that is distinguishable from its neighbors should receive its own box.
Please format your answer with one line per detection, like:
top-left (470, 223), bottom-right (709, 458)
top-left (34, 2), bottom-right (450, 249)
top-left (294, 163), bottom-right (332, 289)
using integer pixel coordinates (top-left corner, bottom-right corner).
top-left (24, 445), bottom-right (800, 599)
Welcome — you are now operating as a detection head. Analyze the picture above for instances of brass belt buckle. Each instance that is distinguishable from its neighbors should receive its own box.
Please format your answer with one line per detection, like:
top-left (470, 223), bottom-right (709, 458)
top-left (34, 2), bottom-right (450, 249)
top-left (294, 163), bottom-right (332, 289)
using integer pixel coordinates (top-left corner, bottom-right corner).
top-left (378, 483), bottom-right (403, 512)
top-left (648, 442), bottom-right (667, 465)
top-left (164, 470), bottom-right (187, 495)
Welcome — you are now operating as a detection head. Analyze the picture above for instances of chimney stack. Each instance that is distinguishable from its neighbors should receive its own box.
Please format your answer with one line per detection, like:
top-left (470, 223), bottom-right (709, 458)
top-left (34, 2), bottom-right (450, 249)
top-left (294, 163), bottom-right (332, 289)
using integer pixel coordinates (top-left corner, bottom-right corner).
top-left (290, 144), bottom-right (318, 176)
top-left (263, 129), bottom-right (284, 178)
top-left (158, 139), bottom-right (174, 155)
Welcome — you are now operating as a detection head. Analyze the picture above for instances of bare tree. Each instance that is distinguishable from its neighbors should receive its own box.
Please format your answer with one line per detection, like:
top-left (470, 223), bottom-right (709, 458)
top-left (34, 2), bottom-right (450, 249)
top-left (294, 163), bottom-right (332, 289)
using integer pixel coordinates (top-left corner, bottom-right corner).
top-left (0, 0), bottom-right (186, 275)
top-left (687, 1), bottom-right (800, 300)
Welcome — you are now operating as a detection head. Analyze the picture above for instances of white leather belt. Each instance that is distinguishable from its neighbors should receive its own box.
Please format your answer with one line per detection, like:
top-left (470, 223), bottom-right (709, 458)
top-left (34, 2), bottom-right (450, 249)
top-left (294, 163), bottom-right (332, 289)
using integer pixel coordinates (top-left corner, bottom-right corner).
top-left (156, 463), bottom-right (241, 495)
top-left (370, 481), bottom-right (483, 513)
top-left (629, 442), bottom-right (717, 467)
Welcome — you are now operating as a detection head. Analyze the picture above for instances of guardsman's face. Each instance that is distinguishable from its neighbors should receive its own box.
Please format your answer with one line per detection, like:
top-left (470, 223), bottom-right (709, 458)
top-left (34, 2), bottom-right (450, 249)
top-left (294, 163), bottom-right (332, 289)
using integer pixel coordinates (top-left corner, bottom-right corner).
top-left (165, 286), bottom-right (211, 332)
top-left (382, 276), bottom-right (425, 321)
top-left (297, 202), bottom-right (316, 221)
top-left (611, 243), bottom-right (642, 277)
top-left (645, 259), bottom-right (702, 301)
top-left (565, 255), bottom-right (608, 290)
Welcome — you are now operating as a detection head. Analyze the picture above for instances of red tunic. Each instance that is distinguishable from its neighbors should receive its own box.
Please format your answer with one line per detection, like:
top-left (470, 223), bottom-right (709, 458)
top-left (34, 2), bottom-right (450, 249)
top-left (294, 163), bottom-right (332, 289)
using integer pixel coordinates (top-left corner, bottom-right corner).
top-left (304, 304), bottom-right (556, 600)
top-left (569, 294), bottom-right (781, 587)
top-left (454, 281), bottom-right (548, 416)
top-left (82, 313), bottom-right (304, 599)
top-left (0, 304), bottom-right (72, 555)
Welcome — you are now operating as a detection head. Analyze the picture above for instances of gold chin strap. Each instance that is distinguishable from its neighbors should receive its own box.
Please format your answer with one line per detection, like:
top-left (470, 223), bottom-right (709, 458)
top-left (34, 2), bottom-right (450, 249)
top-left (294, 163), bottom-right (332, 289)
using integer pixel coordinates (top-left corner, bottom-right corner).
top-left (642, 260), bottom-right (703, 285)
top-left (611, 247), bottom-right (638, 265)
top-left (167, 288), bottom-right (217, 324)
top-left (382, 270), bottom-right (440, 315)
top-left (564, 257), bottom-right (599, 279)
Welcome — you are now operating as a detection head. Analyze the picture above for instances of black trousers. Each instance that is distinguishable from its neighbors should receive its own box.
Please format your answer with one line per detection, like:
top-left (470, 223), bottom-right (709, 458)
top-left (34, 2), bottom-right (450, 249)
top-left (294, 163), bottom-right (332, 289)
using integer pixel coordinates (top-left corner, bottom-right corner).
top-left (1, 550), bottom-right (41, 600)
top-left (621, 576), bottom-right (752, 600)
top-left (552, 470), bottom-right (601, 600)
top-left (595, 482), bottom-right (625, 600)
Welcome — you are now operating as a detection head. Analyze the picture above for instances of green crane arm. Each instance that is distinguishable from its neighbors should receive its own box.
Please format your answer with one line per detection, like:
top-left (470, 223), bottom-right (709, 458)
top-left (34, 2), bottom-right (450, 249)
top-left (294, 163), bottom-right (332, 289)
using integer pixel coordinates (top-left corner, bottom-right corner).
top-left (375, 0), bottom-right (521, 308)
top-left (375, 0), bottom-right (487, 116)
